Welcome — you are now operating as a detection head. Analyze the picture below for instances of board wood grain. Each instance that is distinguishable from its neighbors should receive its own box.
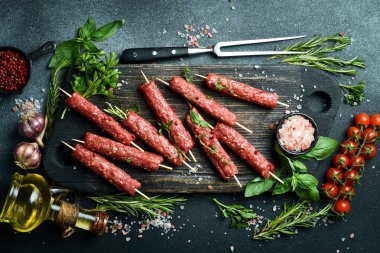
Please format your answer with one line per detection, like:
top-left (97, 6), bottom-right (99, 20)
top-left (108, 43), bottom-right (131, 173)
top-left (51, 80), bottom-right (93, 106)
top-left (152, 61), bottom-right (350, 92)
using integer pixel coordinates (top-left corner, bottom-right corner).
top-left (44, 64), bottom-right (342, 193)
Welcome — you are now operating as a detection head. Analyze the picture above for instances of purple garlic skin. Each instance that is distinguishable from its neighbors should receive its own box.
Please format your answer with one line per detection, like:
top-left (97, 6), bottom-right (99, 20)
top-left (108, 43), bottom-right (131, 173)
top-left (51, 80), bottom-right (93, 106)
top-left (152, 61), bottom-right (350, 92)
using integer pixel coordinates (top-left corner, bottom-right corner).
top-left (18, 113), bottom-right (45, 139)
top-left (13, 142), bottom-right (41, 170)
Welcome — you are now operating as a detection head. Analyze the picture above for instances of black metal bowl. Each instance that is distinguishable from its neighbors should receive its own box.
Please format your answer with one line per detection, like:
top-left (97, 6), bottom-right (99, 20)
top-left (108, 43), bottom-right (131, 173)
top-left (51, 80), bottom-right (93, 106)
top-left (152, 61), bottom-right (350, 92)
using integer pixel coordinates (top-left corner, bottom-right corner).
top-left (275, 112), bottom-right (319, 157)
top-left (0, 41), bottom-right (56, 94)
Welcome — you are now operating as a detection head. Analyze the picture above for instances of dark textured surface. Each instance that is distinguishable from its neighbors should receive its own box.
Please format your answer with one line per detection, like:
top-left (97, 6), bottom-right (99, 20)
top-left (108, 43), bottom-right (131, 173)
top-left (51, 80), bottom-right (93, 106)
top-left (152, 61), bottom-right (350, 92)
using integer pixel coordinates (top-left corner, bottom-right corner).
top-left (0, 0), bottom-right (379, 252)
top-left (44, 64), bottom-right (341, 193)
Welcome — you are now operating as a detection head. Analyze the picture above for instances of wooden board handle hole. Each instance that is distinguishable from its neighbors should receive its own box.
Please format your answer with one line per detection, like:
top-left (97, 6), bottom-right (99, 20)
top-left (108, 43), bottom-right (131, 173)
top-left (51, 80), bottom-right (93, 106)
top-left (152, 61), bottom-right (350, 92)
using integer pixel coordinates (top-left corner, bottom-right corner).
top-left (306, 91), bottom-right (332, 113)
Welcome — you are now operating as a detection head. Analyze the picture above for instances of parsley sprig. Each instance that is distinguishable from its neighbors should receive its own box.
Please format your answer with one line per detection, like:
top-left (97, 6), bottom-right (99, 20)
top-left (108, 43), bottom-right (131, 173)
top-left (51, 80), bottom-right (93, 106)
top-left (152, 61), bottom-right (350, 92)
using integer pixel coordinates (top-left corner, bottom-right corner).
top-left (189, 110), bottom-right (208, 128)
top-left (339, 81), bottom-right (366, 106)
top-left (211, 198), bottom-right (256, 229)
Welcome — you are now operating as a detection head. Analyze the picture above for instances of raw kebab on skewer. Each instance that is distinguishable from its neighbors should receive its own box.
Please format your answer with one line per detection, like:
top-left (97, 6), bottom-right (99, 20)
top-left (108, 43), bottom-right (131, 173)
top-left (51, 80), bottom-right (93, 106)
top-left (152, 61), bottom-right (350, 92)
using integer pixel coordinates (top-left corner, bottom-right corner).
top-left (195, 73), bottom-right (288, 109)
top-left (185, 107), bottom-right (241, 186)
top-left (139, 71), bottom-right (196, 161)
top-left (104, 104), bottom-right (196, 172)
top-left (213, 123), bottom-right (282, 182)
top-left (73, 132), bottom-right (172, 172)
top-left (157, 77), bottom-right (252, 133)
top-left (61, 142), bottom-right (148, 199)
top-left (60, 89), bottom-right (143, 151)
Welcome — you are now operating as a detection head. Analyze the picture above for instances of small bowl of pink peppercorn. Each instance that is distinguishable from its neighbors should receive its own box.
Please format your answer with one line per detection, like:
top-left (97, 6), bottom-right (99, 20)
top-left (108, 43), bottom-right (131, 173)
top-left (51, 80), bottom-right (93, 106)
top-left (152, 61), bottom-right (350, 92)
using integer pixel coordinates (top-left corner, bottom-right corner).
top-left (275, 113), bottom-right (319, 157)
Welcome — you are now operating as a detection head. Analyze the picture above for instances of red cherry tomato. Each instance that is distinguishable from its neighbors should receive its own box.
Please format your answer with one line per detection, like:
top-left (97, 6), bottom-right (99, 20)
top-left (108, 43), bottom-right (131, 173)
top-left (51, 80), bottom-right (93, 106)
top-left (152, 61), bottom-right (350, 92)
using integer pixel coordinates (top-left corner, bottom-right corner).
top-left (363, 128), bottom-right (378, 143)
top-left (326, 167), bottom-right (344, 183)
top-left (347, 126), bottom-right (363, 140)
top-left (348, 155), bottom-right (365, 170)
top-left (334, 199), bottom-right (351, 215)
top-left (333, 154), bottom-right (350, 168)
top-left (361, 143), bottom-right (377, 160)
top-left (321, 183), bottom-right (339, 198)
top-left (344, 170), bottom-right (360, 184)
top-left (339, 184), bottom-right (355, 199)
top-left (355, 113), bottom-right (371, 128)
top-left (340, 140), bottom-right (358, 156)
top-left (370, 114), bottom-right (380, 129)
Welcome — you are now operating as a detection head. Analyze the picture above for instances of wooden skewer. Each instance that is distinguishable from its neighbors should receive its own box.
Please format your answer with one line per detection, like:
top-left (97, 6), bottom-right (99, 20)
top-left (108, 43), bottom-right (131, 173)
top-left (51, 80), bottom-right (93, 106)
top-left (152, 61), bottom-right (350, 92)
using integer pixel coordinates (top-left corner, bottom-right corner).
top-left (59, 87), bottom-right (72, 97)
top-left (276, 101), bottom-right (290, 108)
top-left (183, 161), bottom-right (197, 173)
top-left (61, 141), bottom-right (150, 199)
top-left (71, 139), bottom-right (172, 171)
top-left (189, 150), bottom-right (197, 162)
top-left (233, 175), bottom-right (242, 188)
top-left (235, 122), bottom-right (253, 134)
top-left (141, 70), bottom-right (149, 83)
top-left (194, 74), bottom-right (207, 79)
top-left (269, 171), bottom-right (284, 184)
top-left (157, 78), bottom-right (170, 86)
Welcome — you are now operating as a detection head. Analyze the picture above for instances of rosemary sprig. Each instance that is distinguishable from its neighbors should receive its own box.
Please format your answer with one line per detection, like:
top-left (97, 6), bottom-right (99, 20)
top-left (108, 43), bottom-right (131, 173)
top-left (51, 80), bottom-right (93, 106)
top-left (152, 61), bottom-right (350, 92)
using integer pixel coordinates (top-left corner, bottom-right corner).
top-left (254, 201), bottom-right (332, 240)
top-left (269, 33), bottom-right (365, 75)
top-left (104, 103), bottom-right (140, 120)
top-left (339, 81), bottom-right (366, 106)
top-left (211, 198), bottom-right (256, 229)
top-left (88, 194), bottom-right (187, 218)
top-left (45, 57), bottom-right (71, 138)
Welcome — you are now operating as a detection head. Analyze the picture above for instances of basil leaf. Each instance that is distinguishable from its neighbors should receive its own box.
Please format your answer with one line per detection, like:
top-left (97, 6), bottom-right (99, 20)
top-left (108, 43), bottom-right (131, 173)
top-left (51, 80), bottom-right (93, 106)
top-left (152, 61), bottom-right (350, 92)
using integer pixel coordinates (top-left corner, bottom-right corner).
top-left (91, 19), bottom-right (125, 42)
top-left (189, 110), bottom-right (200, 124)
top-left (298, 136), bottom-right (338, 160)
top-left (295, 187), bottom-right (320, 201)
top-left (272, 178), bottom-right (292, 195)
top-left (48, 40), bottom-right (81, 68)
top-left (200, 121), bottom-right (209, 128)
top-left (83, 41), bottom-right (100, 53)
top-left (274, 144), bottom-right (295, 172)
top-left (295, 174), bottom-right (318, 189)
top-left (293, 160), bottom-right (308, 173)
top-left (291, 176), bottom-right (298, 191)
top-left (244, 177), bottom-right (275, 197)
top-left (79, 17), bottom-right (96, 40)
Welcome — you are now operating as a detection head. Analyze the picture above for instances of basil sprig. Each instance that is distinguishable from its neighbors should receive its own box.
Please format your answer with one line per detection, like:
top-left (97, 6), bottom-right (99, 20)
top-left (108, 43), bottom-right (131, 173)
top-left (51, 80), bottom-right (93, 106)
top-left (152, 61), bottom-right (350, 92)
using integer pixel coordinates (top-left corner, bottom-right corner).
top-left (189, 110), bottom-right (209, 128)
top-left (245, 136), bottom-right (338, 201)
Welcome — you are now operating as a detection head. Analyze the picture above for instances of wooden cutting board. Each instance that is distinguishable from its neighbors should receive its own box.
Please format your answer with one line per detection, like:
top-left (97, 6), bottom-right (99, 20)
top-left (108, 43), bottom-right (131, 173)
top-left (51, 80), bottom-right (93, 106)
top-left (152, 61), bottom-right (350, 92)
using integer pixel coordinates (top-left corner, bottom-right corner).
top-left (44, 64), bottom-right (342, 193)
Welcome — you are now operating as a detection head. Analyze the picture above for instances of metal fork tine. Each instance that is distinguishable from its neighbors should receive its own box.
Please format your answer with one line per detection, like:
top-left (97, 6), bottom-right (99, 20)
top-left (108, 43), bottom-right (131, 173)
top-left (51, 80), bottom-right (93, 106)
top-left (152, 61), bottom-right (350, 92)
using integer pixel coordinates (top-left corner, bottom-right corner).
top-left (216, 35), bottom-right (307, 48)
top-left (213, 35), bottom-right (307, 57)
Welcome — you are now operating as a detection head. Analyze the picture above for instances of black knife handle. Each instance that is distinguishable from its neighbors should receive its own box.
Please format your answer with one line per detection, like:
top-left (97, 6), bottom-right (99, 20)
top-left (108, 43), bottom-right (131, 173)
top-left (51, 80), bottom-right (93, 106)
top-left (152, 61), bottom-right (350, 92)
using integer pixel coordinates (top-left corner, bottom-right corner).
top-left (120, 47), bottom-right (189, 63)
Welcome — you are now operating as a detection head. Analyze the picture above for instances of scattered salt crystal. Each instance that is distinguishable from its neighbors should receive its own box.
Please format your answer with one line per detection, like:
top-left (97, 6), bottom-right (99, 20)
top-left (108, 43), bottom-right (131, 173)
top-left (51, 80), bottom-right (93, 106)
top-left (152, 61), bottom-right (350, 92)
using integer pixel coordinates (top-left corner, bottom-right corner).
top-left (261, 71), bottom-right (265, 74)
top-left (313, 85), bottom-right (317, 89)
top-left (273, 205), bottom-right (277, 212)
top-left (296, 104), bottom-right (302, 110)
top-left (126, 237), bottom-right (131, 242)
top-left (305, 68), bottom-right (308, 72)
top-left (238, 73), bottom-right (243, 77)
top-left (162, 29), bottom-right (167, 34)
top-left (41, 88), bottom-right (45, 92)
top-left (188, 240), bottom-right (191, 243)
top-left (230, 246), bottom-right (235, 252)
top-left (231, 6), bottom-right (236, 10)
top-left (226, 17), bottom-right (229, 21)
top-left (180, 205), bottom-right (185, 210)
top-left (285, 110), bottom-right (291, 115)
top-left (350, 233), bottom-right (355, 238)
top-left (341, 237), bottom-right (345, 242)
top-left (302, 89), bottom-right (305, 92)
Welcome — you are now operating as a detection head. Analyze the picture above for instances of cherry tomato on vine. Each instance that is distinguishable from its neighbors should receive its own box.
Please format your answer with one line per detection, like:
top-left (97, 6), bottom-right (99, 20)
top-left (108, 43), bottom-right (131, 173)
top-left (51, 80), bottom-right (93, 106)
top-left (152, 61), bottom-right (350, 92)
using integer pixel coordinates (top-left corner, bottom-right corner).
top-left (355, 113), bottom-right (371, 128)
top-left (321, 183), bottom-right (339, 198)
top-left (348, 155), bottom-right (365, 170)
top-left (347, 126), bottom-right (363, 140)
top-left (370, 114), bottom-right (380, 129)
top-left (363, 128), bottom-right (378, 143)
top-left (333, 154), bottom-right (350, 168)
top-left (340, 140), bottom-right (358, 156)
top-left (326, 167), bottom-right (344, 183)
top-left (361, 143), bottom-right (377, 160)
top-left (344, 170), bottom-right (360, 184)
top-left (334, 199), bottom-right (351, 215)
top-left (339, 184), bottom-right (355, 199)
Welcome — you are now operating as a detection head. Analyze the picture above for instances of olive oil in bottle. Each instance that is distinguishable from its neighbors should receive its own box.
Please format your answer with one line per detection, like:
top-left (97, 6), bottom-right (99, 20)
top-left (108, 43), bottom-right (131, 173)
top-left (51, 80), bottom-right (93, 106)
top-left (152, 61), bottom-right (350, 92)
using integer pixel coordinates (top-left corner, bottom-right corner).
top-left (0, 172), bottom-right (108, 235)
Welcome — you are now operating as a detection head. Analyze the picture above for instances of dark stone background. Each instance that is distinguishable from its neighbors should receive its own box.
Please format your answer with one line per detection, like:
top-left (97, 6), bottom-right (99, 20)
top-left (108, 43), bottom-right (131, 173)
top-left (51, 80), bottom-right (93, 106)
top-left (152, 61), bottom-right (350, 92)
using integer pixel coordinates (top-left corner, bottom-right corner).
top-left (0, 0), bottom-right (379, 252)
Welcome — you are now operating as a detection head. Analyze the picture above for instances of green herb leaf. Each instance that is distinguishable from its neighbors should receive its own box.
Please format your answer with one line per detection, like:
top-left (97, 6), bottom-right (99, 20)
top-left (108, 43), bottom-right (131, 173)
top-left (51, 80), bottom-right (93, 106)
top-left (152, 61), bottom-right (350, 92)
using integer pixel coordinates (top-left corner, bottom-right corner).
top-left (91, 19), bottom-right (125, 42)
top-left (83, 41), bottom-right (100, 53)
top-left (214, 79), bottom-right (223, 91)
top-left (183, 67), bottom-right (193, 83)
top-left (298, 136), bottom-right (338, 160)
top-left (79, 17), bottom-right (96, 40)
top-left (293, 160), bottom-right (308, 173)
top-left (291, 176), bottom-right (298, 191)
top-left (244, 177), bottom-right (275, 197)
top-left (212, 198), bottom-right (256, 229)
top-left (189, 110), bottom-right (208, 128)
top-left (274, 144), bottom-right (295, 172)
top-left (48, 40), bottom-right (81, 68)
top-left (295, 187), bottom-right (320, 201)
top-left (339, 81), bottom-right (366, 106)
top-left (272, 178), bottom-right (292, 195)
top-left (295, 174), bottom-right (318, 189)
top-left (128, 104), bottom-right (140, 113)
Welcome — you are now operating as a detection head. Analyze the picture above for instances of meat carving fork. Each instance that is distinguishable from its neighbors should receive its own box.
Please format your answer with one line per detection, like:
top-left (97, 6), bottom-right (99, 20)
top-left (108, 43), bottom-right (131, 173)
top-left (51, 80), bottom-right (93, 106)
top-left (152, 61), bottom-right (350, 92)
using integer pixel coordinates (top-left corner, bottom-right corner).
top-left (120, 35), bottom-right (307, 63)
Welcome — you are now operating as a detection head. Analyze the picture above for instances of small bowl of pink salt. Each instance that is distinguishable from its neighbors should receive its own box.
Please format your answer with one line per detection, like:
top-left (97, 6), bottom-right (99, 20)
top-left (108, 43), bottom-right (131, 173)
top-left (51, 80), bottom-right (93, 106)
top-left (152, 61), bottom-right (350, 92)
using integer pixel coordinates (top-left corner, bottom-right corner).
top-left (275, 113), bottom-right (318, 157)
